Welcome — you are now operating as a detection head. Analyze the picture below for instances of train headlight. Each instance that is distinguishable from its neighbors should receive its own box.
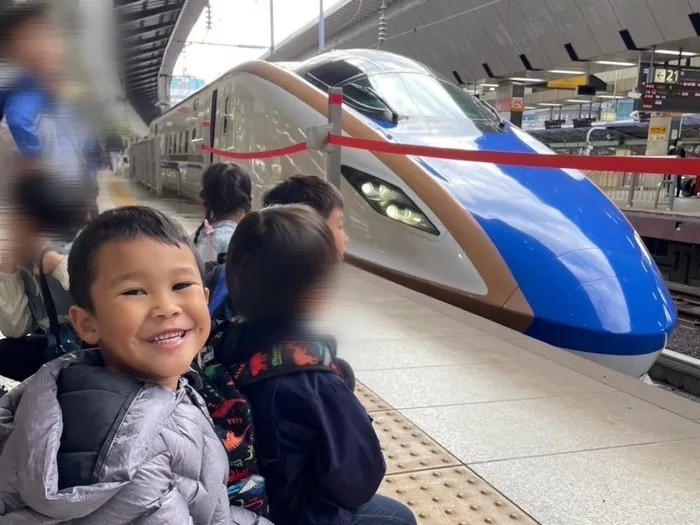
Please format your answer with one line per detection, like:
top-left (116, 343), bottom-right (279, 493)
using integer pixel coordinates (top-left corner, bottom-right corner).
top-left (342, 166), bottom-right (439, 235)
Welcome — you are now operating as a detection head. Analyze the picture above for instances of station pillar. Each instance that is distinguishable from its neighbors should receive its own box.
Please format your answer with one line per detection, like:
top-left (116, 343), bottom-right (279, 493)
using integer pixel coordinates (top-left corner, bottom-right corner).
top-left (646, 114), bottom-right (682, 156)
top-left (495, 83), bottom-right (525, 127)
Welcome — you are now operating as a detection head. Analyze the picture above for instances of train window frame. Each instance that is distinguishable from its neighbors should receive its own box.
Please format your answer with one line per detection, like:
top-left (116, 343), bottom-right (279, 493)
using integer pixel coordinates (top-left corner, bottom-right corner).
top-left (184, 130), bottom-right (189, 153)
top-left (303, 59), bottom-right (500, 126)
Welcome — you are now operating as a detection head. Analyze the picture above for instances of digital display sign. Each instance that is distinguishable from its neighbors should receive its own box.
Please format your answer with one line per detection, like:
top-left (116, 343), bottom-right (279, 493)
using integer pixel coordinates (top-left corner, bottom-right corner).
top-left (637, 63), bottom-right (700, 113)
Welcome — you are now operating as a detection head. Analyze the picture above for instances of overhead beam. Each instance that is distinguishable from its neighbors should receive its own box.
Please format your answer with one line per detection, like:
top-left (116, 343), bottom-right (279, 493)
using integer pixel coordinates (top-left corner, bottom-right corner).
top-left (122, 21), bottom-right (175, 38)
top-left (124, 47), bottom-right (166, 61)
top-left (125, 66), bottom-right (161, 79)
top-left (124, 34), bottom-right (171, 50)
top-left (120, 2), bottom-right (184, 24)
top-left (131, 79), bottom-right (161, 89)
top-left (115, 0), bottom-right (147, 8)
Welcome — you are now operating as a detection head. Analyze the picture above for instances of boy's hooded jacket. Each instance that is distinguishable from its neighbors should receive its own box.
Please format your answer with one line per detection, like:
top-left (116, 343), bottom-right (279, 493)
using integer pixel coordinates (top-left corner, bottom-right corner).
top-left (209, 320), bottom-right (386, 525)
top-left (0, 350), bottom-right (269, 525)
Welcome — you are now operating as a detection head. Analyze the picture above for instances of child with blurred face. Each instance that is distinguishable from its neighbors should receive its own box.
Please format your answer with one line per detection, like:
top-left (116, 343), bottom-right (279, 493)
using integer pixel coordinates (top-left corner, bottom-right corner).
top-left (262, 174), bottom-right (348, 259)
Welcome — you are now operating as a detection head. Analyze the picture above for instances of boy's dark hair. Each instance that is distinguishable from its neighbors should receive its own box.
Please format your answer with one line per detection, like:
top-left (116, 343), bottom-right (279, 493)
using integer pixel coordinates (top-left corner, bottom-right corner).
top-left (194, 163), bottom-right (252, 244)
top-left (69, 206), bottom-right (203, 312)
top-left (0, 0), bottom-right (48, 47)
top-left (262, 175), bottom-right (343, 219)
top-left (226, 204), bottom-right (338, 322)
top-left (12, 170), bottom-right (89, 235)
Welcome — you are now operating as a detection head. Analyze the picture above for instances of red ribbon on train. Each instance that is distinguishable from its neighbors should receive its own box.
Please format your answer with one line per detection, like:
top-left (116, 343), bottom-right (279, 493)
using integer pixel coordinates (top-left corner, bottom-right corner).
top-left (203, 134), bottom-right (700, 176)
top-left (327, 135), bottom-right (700, 176)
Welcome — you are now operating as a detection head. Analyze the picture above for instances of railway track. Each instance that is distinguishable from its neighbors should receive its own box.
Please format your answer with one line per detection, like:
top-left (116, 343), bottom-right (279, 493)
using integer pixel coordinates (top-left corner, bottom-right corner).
top-left (667, 281), bottom-right (700, 328)
top-left (650, 281), bottom-right (700, 399)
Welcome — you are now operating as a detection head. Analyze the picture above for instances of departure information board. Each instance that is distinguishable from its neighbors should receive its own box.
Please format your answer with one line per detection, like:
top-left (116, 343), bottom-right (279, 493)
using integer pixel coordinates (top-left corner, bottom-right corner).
top-left (637, 63), bottom-right (700, 113)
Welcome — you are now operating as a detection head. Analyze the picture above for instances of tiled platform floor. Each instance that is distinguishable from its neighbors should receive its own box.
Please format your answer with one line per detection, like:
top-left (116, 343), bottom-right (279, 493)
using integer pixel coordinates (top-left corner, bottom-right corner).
top-left (3, 173), bottom-right (698, 524)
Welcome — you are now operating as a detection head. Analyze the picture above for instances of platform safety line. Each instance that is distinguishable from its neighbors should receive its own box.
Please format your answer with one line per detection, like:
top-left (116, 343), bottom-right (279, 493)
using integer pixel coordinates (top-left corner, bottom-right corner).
top-left (329, 134), bottom-right (700, 176)
top-left (358, 380), bottom-right (540, 523)
top-left (106, 175), bottom-right (139, 208)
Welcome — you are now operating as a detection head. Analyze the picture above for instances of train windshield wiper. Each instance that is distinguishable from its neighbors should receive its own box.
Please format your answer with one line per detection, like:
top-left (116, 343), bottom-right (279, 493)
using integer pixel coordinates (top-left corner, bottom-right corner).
top-left (346, 82), bottom-right (401, 124)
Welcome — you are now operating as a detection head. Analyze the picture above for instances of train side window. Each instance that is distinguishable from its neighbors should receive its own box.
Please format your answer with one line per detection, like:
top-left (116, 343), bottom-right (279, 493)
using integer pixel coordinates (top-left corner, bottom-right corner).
top-left (179, 132), bottom-right (183, 153)
top-left (184, 130), bottom-right (189, 152)
top-left (192, 127), bottom-right (196, 140)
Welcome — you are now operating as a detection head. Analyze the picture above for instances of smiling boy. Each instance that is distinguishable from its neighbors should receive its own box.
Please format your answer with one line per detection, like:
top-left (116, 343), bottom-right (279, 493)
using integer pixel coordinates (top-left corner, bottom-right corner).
top-left (0, 206), bottom-right (268, 525)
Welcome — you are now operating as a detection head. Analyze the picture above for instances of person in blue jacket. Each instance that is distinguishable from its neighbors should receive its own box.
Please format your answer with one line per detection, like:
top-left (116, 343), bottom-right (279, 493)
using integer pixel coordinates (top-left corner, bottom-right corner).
top-left (214, 204), bottom-right (416, 525)
top-left (0, 1), bottom-right (90, 240)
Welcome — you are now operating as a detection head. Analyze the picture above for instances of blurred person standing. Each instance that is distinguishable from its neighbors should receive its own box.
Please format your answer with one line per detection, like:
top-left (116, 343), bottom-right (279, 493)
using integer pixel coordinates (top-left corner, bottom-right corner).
top-left (0, 0), bottom-right (91, 239)
top-left (105, 131), bottom-right (123, 174)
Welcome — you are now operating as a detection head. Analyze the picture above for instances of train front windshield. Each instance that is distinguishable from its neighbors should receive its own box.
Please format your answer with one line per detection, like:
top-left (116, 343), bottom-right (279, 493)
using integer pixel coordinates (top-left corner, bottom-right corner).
top-left (338, 72), bottom-right (500, 125)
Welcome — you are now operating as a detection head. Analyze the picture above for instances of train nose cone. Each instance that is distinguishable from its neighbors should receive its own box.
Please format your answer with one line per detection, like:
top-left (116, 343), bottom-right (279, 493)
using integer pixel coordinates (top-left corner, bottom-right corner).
top-left (521, 246), bottom-right (676, 376)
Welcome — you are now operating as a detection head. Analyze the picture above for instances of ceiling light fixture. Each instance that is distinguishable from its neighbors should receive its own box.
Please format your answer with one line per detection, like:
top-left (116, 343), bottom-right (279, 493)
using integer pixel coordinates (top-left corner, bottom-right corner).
top-left (548, 69), bottom-right (585, 75)
top-left (597, 94), bottom-right (625, 99)
top-left (566, 99), bottom-right (589, 103)
top-left (509, 77), bottom-right (545, 82)
top-left (595, 60), bottom-right (636, 67)
top-left (479, 83), bottom-right (499, 87)
top-left (538, 102), bottom-right (561, 107)
top-left (654, 49), bottom-right (697, 57)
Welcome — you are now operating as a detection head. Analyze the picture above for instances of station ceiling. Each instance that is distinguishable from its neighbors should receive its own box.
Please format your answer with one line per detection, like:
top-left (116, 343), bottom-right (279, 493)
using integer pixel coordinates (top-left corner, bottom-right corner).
top-left (115, 0), bottom-right (205, 123)
top-left (267, 0), bottom-right (700, 87)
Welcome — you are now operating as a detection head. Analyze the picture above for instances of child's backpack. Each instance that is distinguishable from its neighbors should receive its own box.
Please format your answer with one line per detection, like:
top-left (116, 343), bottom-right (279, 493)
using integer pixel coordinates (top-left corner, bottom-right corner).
top-left (194, 320), bottom-right (342, 517)
top-left (204, 262), bottom-right (234, 321)
top-left (203, 251), bottom-right (237, 322)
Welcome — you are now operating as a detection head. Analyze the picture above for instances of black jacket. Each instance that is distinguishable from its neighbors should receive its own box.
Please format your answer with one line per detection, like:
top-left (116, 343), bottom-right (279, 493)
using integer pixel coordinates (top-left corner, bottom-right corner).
top-left (214, 320), bottom-right (386, 525)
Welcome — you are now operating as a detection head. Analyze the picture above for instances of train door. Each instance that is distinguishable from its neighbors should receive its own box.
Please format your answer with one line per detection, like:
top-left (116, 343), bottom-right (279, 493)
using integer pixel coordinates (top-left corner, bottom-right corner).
top-left (222, 84), bottom-right (231, 151)
top-left (209, 88), bottom-right (218, 164)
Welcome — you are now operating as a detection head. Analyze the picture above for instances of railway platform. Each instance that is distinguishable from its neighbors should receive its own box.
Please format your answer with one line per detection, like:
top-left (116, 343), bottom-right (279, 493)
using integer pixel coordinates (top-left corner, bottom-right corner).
top-left (100, 173), bottom-right (700, 525)
top-left (2, 172), bottom-right (700, 523)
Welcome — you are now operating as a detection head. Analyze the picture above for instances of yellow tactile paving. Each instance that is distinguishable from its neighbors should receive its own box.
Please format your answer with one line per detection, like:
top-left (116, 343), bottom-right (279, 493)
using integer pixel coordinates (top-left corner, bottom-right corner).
top-left (373, 410), bottom-right (459, 474)
top-left (356, 382), bottom-right (392, 412)
top-left (380, 467), bottom-right (538, 525)
top-left (106, 175), bottom-right (139, 207)
top-left (356, 382), bottom-right (539, 524)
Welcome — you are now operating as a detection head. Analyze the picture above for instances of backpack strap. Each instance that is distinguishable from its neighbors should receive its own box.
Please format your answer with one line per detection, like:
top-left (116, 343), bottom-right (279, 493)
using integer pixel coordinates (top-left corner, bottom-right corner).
top-left (208, 265), bottom-right (229, 317)
top-left (231, 340), bottom-right (341, 388)
top-left (38, 247), bottom-right (61, 346)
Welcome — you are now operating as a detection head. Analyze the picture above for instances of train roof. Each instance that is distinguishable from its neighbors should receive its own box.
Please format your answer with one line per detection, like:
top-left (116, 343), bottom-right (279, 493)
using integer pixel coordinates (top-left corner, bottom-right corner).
top-left (153, 50), bottom-right (439, 124)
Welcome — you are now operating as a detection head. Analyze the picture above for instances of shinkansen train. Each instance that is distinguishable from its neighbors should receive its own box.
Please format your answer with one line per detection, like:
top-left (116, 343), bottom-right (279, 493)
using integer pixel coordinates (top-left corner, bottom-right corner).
top-left (149, 49), bottom-right (676, 379)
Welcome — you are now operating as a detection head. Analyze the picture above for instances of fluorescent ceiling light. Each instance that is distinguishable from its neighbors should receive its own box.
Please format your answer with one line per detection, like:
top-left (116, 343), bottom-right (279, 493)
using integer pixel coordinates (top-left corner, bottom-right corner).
top-left (509, 77), bottom-right (545, 82)
top-left (524, 106), bottom-right (536, 109)
top-left (566, 99), bottom-right (589, 103)
top-left (489, 87), bottom-right (496, 91)
top-left (479, 83), bottom-right (499, 87)
top-left (548, 69), bottom-right (585, 75)
top-left (655, 49), bottom-right (697, 57)
top-left (595, 60), bottom-right (636, 67)
top-left (597, 94), bottom-right (624, 99)
top-left (538, 103), bottom-right (561, 107)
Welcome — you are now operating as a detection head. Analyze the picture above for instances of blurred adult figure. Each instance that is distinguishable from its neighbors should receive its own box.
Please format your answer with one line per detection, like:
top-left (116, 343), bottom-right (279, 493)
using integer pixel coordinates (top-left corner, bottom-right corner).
top-left (0, 0), bottom-right (90, 239)
top-left (105, 132), bottom-right (123, 174)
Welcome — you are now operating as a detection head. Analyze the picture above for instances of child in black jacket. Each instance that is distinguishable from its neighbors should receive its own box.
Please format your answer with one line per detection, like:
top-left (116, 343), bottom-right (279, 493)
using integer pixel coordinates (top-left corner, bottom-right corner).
top-left (216, 204), bottom-right (415, 525)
